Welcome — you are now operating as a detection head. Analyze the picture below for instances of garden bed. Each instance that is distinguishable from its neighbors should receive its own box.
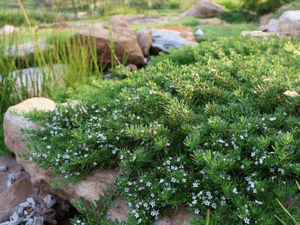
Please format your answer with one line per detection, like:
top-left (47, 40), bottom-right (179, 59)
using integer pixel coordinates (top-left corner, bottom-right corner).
top-left (14, 35), bottom-right (300, 224)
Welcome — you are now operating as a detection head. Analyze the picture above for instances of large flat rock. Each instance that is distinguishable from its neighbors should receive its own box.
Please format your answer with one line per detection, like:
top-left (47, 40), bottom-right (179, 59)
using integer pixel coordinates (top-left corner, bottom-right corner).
top-left (3, 98), bottom-right (118, 211)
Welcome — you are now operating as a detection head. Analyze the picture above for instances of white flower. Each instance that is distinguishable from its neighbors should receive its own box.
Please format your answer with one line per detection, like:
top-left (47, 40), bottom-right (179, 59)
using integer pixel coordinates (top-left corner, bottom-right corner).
top-left (195, 209), bottom-right (199, 214)
top-left (204, 200), bottom-right (210, 205)
top-left (150, 201), bottom-right (155, 207)
top-left (63, 154), bottom-right (70, 159)
top-left (46, 145), bottom-right (51, 149)
top-left (233, 188), bottom-right (238, 194)
top-left (270, 117), bottom-right (276, 121)
top-left (146, 182), bottom-right (151, 187)
top-left (244, 218), bottom-right (250, 224)
top-left (241, 165), bottom-right (244, 169)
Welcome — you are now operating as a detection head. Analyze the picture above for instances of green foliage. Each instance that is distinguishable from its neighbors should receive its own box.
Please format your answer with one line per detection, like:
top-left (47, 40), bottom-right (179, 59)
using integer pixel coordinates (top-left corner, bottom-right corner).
top-left (214, 0), bottom-right (241, 10)
top-left (217, 9), bottom-right (259, 23)
top-left (14, 36), bottom-right (300, 224)
top-left (240, 0), bottom-right (295, 15)
top-left (0, 120), bottom-right (15, 157)
top-left (274, 181), bottom-right (300, 224)
top-left (128, 0), bottom-right (150, 9)
top-left (195, 23), bottom-right (257, 42)
top-left (130, 16), bottom-right (202, 33)
top-left (0, 8), bottom-right (56, 27)
top-left (165, 0), bottom-right (181, 10)
top-left (150, 0), bottom-right (166, 9)
top-left (269, 1), bottom-right (300, 19)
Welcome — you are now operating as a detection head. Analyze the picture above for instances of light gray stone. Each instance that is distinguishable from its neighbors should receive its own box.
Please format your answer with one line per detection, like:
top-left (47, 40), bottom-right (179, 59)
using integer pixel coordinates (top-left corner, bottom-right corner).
top-left (151, 29), bottom-right (198, 53)
top-left (25, 219), bottom-right (33, 225)
top-left (19, 202), bottom-right (30, 208)
top-left (0, 222), bottom-right (14, 225)
top-left (279, 10), bottom-right (300, 33)
top-left (16, 205), bottom-right (23, 215)
top-left (0, 166), bottom-right (8, 171)
top-left (4, 40), bottom-right (53, 58)
top-left (11, 212), bottom-right (18, 222)
top-left (43, 195), bottom-right (57, 208)
top-left (259, 19), bottom-right (279, 32)
top-left (4, 64), bottom-right (67, 101)
top-left (32, 217), bottom-right (43, 225)
top-left (26, 198), bottom-right (35, 206)
top-left (6, 179), bottom-right (11, 188)
top-left (195, 29), bottom-right (204, 36)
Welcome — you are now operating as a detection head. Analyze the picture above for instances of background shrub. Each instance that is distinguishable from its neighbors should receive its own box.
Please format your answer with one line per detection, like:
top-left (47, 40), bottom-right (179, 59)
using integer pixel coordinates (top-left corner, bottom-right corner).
top-left (241, 0), bottom-right (296, 15)
top-left (166, 0), bottom-right (181, 9)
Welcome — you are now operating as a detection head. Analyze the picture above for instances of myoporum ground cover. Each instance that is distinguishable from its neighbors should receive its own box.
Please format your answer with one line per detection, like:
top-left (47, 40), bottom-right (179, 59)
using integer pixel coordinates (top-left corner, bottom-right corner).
top-left (11, 35), bottom-right (300, 224)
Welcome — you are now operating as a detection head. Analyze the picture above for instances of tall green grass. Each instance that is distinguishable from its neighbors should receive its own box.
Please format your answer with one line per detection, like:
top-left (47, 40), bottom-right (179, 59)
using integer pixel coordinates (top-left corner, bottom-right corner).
top-left (0, 0), bottom-right (130, 157)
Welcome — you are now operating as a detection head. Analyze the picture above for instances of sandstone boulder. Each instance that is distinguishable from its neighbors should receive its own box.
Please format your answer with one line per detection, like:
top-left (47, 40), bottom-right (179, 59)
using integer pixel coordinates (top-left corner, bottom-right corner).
top-left (3, 98), bottom-right (119, 213)
top-left (2, 97), bottom-right (203, 224)
top-left (136, 26), bottom-right (153, 56)
top-left (35, 24), bottom-right (51, 32)
top-left (180, 0), bottom-right (224, 18)
top-left (198, 17), bottom-right (228, 25)
top-left (259, 14), bottom-right (271, 27)
top-left (278, 10), bottom-right (300, 33)
top-left (0, 178), bottom-right (35, 223)
top-left (70, 15), bottom-right (145, 69)
top-left (54, 21), bottom-right (71, 29)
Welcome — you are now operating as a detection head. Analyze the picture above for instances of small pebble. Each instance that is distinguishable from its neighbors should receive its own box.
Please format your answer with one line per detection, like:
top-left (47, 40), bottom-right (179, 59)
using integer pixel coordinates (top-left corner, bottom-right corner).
top-left (0, 166), bottom-right (8, 171)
